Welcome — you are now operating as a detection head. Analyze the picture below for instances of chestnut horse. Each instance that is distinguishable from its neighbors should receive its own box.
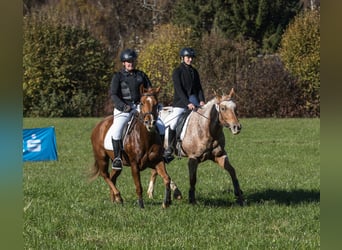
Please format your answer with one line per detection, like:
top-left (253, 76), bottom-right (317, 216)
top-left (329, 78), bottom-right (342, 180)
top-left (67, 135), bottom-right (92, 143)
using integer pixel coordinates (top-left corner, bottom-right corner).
top-left (89, 87), bottom-right (171, 208)
top-left (147, 88), bottom-right (244, 206)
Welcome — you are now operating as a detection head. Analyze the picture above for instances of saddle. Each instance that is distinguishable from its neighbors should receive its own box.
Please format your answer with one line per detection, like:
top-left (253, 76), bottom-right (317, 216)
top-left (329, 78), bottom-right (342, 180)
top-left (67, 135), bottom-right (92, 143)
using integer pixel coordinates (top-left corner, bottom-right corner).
top-left (175, 110), bottom-right (191, 141)
top-left (121, 111), bottom-right (139, 141)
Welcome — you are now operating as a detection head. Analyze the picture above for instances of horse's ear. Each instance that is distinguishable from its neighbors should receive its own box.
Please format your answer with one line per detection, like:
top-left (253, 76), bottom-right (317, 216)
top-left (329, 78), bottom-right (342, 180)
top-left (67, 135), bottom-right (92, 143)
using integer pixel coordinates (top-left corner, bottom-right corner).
top-left (213, 89), bottom-right (221, 102)
top-left (155, 86), bottom-right (161, 94)
top-left (228, 88), bottom-right (235, 98)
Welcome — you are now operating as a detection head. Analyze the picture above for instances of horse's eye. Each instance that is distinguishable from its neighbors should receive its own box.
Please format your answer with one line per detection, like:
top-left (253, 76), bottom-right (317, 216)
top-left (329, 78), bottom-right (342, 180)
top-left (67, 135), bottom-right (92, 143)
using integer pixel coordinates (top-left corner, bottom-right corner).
top-left (221, 106), bottom-right (226, 111)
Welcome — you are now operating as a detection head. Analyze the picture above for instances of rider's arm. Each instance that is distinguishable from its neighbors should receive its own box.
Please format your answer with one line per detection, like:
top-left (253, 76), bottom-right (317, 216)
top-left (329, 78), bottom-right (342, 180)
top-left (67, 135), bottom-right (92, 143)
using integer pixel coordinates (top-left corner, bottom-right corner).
top-left (110, 73), bottom-right (127, 111)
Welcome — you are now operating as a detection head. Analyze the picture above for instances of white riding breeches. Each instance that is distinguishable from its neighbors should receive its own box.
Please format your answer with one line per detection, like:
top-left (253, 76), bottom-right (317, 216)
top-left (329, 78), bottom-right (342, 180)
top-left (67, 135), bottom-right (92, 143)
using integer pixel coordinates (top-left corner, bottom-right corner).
top-left (162, 107), bottom-right (185, 131)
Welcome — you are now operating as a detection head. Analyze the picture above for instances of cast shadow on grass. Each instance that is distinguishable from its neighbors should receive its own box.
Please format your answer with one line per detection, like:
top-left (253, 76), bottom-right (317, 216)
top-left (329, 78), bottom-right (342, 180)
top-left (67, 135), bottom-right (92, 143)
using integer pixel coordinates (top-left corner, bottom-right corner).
top-left (245, 188), bottom-right (320, 206)
top-left (199, 188), bottom-right (320, 207)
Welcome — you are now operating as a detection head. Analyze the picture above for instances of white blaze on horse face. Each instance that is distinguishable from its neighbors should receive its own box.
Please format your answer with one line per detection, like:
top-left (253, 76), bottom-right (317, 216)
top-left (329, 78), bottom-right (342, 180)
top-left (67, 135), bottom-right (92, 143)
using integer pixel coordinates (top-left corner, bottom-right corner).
top-left (142, 96), bottom-right (157, 130)
top-left (225, 100), bottom-right (236, 110)
top-left (219, 100), bottom-right (237, 115)
top-left (219, 99), bottom-right (241, 134)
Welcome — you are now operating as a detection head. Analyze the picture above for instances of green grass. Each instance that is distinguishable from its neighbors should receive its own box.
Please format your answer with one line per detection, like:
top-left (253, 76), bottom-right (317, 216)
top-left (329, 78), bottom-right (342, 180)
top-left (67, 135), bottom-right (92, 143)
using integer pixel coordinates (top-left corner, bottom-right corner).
top-left (23, 118), bottom-right (320, 249)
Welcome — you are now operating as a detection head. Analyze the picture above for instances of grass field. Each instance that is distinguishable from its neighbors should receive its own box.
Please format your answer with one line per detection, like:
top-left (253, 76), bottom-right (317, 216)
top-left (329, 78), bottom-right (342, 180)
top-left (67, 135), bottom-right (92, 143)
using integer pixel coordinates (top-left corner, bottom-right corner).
top-left (23, 118), bottom-right (320, 249)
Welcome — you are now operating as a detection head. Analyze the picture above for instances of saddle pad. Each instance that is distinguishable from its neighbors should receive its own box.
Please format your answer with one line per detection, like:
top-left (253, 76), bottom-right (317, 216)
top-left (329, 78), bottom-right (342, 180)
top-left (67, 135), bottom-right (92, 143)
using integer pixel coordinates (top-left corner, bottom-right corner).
top-left (180, 115), bottom-right (191, 141)
top-left (104, 124), bottom-right (115, 150)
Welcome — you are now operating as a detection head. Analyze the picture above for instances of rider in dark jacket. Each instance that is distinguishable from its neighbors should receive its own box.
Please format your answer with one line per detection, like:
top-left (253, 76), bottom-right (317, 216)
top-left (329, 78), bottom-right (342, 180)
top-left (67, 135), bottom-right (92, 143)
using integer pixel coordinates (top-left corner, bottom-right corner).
top-left (172, 58), bottom-right (205, 108)
top-left (163, 48), bottom-right (205, 161)
top-left (110, 49), bottom-right (165, 170)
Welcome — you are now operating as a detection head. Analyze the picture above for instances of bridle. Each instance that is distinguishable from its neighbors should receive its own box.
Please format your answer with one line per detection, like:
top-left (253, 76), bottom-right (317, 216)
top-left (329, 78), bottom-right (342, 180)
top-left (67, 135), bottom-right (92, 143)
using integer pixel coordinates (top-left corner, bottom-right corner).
top-left (191, 98), bottom-right (239, 130)
top-left (139, 92), bottom-right (159, 127)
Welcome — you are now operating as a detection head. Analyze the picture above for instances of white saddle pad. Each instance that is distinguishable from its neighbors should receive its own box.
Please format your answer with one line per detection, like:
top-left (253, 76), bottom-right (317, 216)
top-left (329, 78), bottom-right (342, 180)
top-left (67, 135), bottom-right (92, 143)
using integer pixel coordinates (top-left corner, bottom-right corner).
top-left (104, 124), bottom-right (115, 150)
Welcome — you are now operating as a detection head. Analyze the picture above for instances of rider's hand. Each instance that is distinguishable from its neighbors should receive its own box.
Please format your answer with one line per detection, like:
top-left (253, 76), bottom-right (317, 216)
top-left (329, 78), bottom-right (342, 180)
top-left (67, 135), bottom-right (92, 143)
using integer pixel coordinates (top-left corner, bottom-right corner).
top-left (187, 103), bottom-right (195, 110)
top-left (123, 104), bottom-right (132, 112)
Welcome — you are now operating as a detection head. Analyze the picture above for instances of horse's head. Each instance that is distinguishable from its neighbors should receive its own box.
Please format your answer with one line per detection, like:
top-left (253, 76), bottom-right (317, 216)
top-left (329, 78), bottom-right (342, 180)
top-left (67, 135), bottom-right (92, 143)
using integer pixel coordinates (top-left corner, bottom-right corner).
top-left (139, 86), bottom-right (160, 131)
top-left (215, 88), bottom-right (241, 135)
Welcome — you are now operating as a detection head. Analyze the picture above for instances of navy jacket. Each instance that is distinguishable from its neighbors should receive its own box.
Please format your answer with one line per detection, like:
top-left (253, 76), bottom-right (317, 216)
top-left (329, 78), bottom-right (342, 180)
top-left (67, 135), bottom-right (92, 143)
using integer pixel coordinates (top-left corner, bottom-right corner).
top-left (172, 63), bottom-right (205, 108)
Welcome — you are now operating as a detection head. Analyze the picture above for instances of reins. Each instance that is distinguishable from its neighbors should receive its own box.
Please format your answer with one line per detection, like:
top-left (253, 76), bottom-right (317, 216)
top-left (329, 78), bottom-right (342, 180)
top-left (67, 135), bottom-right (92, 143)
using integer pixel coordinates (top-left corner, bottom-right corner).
top-left (192, 107), bottom-right (210, 120)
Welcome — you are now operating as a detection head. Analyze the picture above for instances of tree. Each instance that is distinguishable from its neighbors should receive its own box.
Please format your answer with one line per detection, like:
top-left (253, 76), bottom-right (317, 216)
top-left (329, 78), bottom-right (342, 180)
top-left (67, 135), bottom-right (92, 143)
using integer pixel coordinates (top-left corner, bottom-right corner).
top-left (279, 9), bottom-right (320, 115)
top-left (216, 0), bottom-right (301, 53)
top-left (138, 24), bottom-right (194, 105)
top-left (172, 0), bottom-right (301, 53)
top-left (48, 0), bottom-right (174, 59)
top-left (171, 0), bottom-right (204, 38)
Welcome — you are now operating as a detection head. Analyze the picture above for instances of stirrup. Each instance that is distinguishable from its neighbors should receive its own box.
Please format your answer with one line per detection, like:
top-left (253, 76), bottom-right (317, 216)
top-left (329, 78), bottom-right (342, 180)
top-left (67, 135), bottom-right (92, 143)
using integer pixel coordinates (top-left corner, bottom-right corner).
top-left (163, 148), bottom-right (174, 164)
top-left (163, 155), bottom-right (175, 164)
top-left (112, 158), bottom-right (123, 170)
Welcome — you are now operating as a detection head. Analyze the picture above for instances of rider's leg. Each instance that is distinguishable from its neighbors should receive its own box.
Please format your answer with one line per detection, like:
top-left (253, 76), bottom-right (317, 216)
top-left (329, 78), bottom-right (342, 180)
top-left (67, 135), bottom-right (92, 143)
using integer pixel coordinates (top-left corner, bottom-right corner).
top-left (112, 138), bottom-right (123, 170)
top-left (162, 107), bottom-right (185, 162)
top-left (164, 128), bottom-right (176, 158)
top-left (111, 108), bottom-right (131, 170)
top-left (156, 117), bottom-right (174, 163)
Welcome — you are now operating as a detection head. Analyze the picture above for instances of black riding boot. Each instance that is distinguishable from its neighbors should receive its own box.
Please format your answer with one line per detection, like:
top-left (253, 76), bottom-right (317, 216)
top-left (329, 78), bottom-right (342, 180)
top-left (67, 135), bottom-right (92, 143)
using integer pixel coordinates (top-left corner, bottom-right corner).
top-left (163, 129), bottom-right (176, 163)
top-left (160, 135), bottom-right (165, 147)
top-left (112, 139), bottom-right (123, 170)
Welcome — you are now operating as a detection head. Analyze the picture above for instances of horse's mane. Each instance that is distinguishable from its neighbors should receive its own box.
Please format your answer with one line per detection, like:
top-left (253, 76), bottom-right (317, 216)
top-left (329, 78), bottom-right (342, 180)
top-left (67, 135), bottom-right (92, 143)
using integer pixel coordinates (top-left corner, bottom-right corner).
top-left (203, 98), bottom-right (217, 108)
top-left (196, 97), bottom-right (217, 116)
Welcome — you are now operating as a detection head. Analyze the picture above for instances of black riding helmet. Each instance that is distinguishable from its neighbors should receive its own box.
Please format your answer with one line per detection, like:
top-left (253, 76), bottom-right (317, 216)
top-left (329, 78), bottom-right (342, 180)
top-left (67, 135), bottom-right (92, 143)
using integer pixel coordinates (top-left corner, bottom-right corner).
top-left (179, 47), bottom-right (196, 58)
top-left (120, 49), bottom-right (137, 62)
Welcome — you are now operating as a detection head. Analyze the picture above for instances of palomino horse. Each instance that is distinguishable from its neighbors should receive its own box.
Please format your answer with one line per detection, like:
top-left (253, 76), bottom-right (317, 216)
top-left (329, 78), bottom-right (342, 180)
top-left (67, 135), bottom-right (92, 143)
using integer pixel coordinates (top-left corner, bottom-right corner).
top-left (89, 87), bottom-right (171, 208)
top-left (147, 88), bottom-right (244, 206)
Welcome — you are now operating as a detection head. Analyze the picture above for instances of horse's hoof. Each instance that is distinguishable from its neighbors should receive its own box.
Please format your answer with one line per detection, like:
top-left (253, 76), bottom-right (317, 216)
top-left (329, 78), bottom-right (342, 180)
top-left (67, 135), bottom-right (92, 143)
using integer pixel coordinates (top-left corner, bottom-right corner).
top-left (236, 198), bottom-right (244, 207)
top-left (162, 202), bottom-right (170, 209)
top-left (137, 199), bottom-right (145, 209)
top-left (114, 200), bottom-right (123, 205)
top-left (173, 188), bottom-right (183, 200)
top-left (189, 199), bottom-right (197, 205)
top-left (112, 194), bottom-right (123, 204)
top-left (147, 192), bottom-right (153, 199)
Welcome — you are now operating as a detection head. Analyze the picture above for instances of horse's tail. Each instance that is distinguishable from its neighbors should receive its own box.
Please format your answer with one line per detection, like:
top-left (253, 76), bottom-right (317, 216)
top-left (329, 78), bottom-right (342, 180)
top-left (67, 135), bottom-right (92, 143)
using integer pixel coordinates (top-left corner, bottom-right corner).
top-left (88, 160), bottom-right (100, 183)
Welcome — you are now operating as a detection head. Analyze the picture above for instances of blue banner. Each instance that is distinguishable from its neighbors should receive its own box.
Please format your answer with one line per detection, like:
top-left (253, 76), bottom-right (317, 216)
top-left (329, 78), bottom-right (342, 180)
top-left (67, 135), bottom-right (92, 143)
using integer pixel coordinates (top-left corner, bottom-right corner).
top-left (23, 127), bottom-right (58, 162)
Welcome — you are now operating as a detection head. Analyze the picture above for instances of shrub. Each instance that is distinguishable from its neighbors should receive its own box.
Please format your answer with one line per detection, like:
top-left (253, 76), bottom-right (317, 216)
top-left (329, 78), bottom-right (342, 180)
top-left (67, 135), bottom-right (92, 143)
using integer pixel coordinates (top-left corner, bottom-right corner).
top-left (23, 12), bottom-right (112, 117)
top-left (196, 32), bottom-right (309, 117)
top-left (238, 55), bottom-right (307, 117)
top-left (279, 9), bottom-right (320, 116)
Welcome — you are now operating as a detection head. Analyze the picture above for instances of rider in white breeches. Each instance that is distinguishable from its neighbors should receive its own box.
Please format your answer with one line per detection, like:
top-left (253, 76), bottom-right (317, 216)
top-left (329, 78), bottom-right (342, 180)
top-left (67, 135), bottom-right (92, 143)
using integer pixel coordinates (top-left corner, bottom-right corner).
top-left (163, 48), bottom-right (206, 162)
top-left (110, 49), bottom-right (165, 170)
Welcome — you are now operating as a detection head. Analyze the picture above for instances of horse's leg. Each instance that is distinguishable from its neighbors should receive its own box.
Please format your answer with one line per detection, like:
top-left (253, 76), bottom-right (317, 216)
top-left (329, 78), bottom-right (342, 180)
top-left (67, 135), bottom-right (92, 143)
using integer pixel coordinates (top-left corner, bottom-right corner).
top-left (147, 169), bottom-right (182, 200)
top-left (109, 168), bottom-right (123, 204)
top-left (131, 165), bottom-right (144, 208)
top-left (147, 169), bottom-right (158, 199)
top-left (215, 155), bottom-right (244, 206)
top-left (96, 158), bottom-right (123, 203)
top-left (188, 158), bottom-right (199, 204)
top-left (154, 161), bottom-right (172, 208)
top-left (171, 179), bottom-right (183, 200)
